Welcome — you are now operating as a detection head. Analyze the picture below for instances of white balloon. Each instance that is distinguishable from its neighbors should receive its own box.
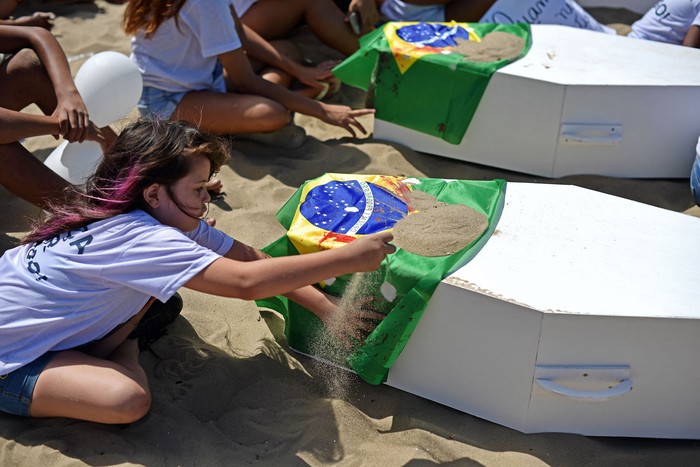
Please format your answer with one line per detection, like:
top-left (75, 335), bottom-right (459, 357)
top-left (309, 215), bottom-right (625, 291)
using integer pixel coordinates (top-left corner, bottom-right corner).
top-left (73, 51), bottom-right (143, 127)
top-left (44, 140), bottom-right (103, 185)
top-left (44, 51), bottom-right (142, 185)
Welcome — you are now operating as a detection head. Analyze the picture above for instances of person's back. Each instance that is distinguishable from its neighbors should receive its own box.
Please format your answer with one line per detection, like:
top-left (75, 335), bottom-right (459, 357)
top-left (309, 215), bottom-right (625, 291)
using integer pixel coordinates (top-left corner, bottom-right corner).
top-left (130, 0), bottom-right (239, 94)
top-left (628, 0), bottom-right (700, 46)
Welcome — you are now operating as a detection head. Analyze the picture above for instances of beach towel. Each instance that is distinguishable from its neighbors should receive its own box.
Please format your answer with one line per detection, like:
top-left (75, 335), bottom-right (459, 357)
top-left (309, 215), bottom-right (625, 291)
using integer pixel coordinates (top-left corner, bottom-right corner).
top-left (333, 22), bottom-right (531, 144)
top-left (256, 174), bottom-right (506, 384)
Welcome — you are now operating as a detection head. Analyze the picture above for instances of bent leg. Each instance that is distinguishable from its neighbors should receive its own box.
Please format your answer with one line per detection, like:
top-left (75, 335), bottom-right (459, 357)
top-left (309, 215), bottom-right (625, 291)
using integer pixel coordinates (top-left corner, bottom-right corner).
top-left (242, 0), bottom-right (359, 56)
top-left (249, 39), bottom-right (303, 89)
top-left (0, 48), bottom-right (58, 113)
top-left (30, 300), bottom-right (154, 424)
top-left (172, 90), bottom-right (292, 135)
top-left (30, 343), bottom-right (151, 424)
top-left (0, 142), bottom-right (71, 208)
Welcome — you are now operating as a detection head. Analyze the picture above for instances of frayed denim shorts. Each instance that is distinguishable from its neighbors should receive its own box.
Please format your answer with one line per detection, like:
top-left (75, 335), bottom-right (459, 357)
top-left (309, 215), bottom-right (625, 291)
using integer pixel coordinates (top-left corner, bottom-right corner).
top-left (0, 352), bottom-right (55, 417)
top-left (137, 86), bottom-right (188, 120)
top-left (137, 62), bottom-right (226, 120)
top-left (691, 155), bottom-right (700, 207)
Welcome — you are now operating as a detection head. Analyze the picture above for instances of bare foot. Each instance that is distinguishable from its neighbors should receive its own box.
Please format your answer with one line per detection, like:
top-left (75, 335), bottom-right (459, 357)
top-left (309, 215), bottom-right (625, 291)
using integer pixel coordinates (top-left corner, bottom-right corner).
top-left (205, 178), bottom-right (223, 198)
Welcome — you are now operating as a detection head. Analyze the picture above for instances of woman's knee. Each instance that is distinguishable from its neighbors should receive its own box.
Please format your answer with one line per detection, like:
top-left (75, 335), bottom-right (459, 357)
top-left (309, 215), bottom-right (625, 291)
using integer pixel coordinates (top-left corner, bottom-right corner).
top-left (105, 380), bottom-right (152, 423)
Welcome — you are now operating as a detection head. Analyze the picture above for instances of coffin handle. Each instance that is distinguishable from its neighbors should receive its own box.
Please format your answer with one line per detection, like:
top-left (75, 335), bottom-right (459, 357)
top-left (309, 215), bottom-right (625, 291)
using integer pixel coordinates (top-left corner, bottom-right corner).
top-left (534, 364), bottom-right (633, 400)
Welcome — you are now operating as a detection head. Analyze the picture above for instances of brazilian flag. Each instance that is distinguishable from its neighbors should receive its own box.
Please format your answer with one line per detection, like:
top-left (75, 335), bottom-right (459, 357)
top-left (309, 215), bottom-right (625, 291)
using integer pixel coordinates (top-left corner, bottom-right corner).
top-left (256, 174), bottom-right (506, 385)
top-left (334, 22), bottom-right (531, 144)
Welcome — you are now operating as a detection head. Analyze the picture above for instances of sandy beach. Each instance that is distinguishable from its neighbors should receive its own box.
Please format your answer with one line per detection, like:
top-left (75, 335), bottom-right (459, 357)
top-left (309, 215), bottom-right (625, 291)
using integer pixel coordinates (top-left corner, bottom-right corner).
top-left (1, 1), bottom-right (699, 465)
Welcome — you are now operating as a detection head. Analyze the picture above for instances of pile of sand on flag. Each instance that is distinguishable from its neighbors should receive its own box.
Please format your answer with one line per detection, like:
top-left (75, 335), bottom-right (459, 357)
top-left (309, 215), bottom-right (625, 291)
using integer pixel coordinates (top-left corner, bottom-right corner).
top-left (333, 22), bottom-right (531, 144)
top-left (256, 174), bottom-right (506, 384)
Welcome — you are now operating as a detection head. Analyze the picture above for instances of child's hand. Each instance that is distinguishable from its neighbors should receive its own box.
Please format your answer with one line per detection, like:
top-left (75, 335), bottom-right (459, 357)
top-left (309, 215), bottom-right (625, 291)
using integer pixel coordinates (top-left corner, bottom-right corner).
top-left (316, 293), bottom-right (386, 349)
top-left (319, 103), bottom-right (375, 137)
top-left (12, 12), bottom-right (56, 30)
top-left (348, 0), bottom-right (381, 34)
top-left (296, 60), bottom-right (339, 85)
top-left (52, 90), bottom-right (89, 143)
top-left (343, 231), bottom-right (395, 272)
top-left (86, 123), bottom-right (117, 153)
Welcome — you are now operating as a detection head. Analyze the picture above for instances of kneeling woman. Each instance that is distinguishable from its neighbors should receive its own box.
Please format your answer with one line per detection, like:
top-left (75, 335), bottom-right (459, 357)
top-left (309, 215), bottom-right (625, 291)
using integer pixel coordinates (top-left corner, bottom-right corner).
top-left (0, 119), bottom-right (394, 424)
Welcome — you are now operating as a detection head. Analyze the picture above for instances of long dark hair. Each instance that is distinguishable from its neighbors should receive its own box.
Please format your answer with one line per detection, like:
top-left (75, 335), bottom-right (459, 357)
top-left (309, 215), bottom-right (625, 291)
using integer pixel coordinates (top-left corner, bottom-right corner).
top-left (24, 119), bottom-right (230, 244)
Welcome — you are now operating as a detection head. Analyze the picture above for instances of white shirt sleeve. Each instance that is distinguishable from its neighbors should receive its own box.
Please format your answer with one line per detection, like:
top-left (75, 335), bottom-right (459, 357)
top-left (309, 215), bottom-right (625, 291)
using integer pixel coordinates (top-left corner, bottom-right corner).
top-left (184, 219), bottom-right (235, 255)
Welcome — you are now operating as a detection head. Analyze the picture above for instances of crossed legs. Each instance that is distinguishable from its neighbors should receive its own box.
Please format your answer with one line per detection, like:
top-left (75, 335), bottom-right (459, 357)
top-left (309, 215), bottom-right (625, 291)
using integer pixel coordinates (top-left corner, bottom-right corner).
top-left (30, 299), bottom-right (155, 424)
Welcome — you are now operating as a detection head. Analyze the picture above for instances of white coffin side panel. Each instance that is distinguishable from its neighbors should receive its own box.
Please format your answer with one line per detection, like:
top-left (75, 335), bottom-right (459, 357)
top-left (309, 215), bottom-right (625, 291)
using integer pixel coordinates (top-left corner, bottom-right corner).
top-left (385, 285), bottom-right (542, 432)
top-left (385, 183), bottom-right (700, 438)
top-left (530, 314), bottom-right (700, 438)
top-left (554, 85), bottom-right (700, 177)
top-left (373, 25), bottom-right (700, 178)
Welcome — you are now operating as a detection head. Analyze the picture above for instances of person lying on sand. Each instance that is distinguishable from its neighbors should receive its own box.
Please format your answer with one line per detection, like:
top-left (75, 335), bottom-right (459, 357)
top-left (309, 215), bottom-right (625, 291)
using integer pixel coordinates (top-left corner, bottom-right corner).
top-left (0, 119), bottom-right (394, 424)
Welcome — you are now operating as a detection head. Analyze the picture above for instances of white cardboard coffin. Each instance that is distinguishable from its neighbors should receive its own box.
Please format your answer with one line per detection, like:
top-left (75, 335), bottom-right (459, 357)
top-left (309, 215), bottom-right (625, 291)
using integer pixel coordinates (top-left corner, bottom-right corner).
top-left (373, 25), bottom-right (700, 178)
top-left (385, 182), bottom-right (700, 438)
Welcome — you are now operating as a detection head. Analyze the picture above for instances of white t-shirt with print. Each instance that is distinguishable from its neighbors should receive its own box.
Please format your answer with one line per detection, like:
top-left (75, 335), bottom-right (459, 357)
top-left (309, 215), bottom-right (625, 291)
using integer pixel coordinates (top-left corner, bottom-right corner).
top-left (130, 0), bottom-right (242, 92)
top-left (0, 210), bottom-right (233, 374)
top-left (629, 0), bottom-right (700, 44)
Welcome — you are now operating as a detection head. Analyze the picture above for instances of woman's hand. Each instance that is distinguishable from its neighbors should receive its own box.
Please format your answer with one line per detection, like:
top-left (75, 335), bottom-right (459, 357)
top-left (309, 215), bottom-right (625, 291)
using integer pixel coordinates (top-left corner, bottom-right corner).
top-left (318, 103), bottom-right (375, 137)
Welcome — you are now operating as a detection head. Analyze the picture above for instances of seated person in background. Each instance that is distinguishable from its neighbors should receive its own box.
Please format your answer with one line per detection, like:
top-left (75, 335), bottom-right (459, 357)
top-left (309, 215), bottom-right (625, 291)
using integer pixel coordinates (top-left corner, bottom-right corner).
top-left (123, 0), bottom-right (373, 148)
top-left (234, 0), bottom-right (362, 57)
top-left (0, 0), bottom-right (55, 29)
top-left (628, 0), bottom-right (700, 48)
top-left (0, 25), bottom-right (114, 208)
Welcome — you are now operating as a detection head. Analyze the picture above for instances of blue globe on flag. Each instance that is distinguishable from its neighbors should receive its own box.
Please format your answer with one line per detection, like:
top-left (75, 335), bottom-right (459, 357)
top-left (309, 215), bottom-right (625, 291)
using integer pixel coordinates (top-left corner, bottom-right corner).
top-left (396, 22), bottom-right (474, 48)
top-left (299, 180), bottom-right (408, 236)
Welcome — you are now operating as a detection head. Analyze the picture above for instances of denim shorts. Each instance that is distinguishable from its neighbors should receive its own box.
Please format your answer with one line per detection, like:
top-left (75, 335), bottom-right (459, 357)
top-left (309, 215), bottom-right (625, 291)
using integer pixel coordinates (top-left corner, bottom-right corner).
top-left (0, 352), bottom-right (56, 417)
top-left (138, 62), bottom-right (226, 120)
top-left (691, 155), bottom-right (700, 206)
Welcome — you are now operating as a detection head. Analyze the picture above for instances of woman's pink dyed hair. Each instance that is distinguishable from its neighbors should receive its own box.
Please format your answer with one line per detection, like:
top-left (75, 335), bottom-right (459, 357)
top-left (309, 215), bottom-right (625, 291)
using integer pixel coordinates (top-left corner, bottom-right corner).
top-left (24, 119), bottom-right (230, 244)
